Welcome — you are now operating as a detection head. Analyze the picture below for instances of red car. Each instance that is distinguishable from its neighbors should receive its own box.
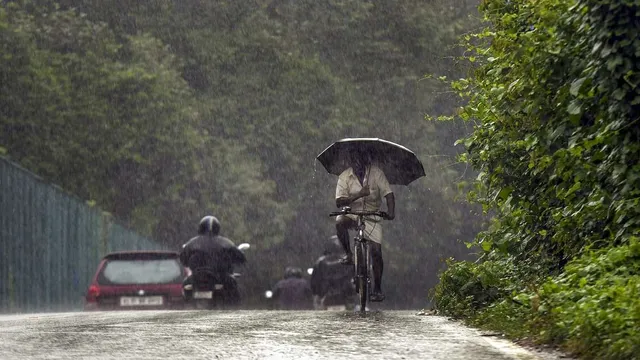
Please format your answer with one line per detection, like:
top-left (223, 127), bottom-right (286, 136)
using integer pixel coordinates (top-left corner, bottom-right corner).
top-left (84, 250), bottom-right (189, 311)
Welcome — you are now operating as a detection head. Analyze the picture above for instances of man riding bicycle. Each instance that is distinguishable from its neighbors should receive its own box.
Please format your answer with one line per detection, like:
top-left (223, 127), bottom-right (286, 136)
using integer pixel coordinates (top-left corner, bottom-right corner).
top-left (334, 149), bottom-right (395, 302)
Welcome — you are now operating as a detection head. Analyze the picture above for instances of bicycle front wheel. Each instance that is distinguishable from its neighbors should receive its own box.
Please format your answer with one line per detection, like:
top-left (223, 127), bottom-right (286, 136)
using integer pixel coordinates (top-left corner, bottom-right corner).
top-left (355, 243), bottom-right (367, 312)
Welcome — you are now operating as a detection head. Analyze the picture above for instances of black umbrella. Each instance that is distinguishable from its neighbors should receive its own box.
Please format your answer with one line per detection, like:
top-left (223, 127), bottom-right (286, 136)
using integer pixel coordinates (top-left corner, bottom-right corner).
top-left (316, 138), bottom-right (426, 185)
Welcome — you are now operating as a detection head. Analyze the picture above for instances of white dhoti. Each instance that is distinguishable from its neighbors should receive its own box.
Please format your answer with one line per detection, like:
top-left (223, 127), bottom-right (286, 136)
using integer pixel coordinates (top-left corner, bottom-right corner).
top-left (338, 214), bottom-right (384, 244)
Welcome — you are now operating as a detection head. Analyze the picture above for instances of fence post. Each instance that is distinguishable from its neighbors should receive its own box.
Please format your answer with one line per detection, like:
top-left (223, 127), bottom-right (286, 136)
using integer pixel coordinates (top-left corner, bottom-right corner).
top-left (7, 265), bottom-right (15, 312)
top-left (100, 212), bottom-right (112, 256)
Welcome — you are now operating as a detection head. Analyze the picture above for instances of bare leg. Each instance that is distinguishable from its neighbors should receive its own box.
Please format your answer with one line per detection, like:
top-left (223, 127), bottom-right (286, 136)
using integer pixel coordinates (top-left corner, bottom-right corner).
top-left (335, 216), bottom-right (356, 263)
top-left (370, 242), bottom-right (385, 301)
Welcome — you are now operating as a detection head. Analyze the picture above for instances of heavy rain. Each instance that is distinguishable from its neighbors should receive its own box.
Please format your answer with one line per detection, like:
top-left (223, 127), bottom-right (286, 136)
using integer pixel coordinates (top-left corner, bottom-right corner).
top-left (1, 0), bottom-right (637, 359)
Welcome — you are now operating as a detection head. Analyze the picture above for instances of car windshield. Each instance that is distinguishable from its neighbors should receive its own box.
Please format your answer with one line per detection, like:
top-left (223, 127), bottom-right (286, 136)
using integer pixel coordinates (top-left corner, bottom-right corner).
top-left (99, 259), bottom-right (182, 285)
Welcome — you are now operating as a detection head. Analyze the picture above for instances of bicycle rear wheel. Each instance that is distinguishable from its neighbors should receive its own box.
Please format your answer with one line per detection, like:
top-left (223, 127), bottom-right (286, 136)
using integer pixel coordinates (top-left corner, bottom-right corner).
top-left (355, 242), bottom-right (367, 312)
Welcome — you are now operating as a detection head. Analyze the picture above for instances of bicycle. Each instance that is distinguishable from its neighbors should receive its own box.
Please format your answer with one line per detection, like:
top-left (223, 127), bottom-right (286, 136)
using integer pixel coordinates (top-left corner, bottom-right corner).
top-left (329, 206), bottom-right (387, 313)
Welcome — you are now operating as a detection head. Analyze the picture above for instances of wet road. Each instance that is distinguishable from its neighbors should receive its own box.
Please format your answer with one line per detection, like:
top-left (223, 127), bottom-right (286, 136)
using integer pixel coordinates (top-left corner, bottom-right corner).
top-left (0, 310), bottom-right (560, 359)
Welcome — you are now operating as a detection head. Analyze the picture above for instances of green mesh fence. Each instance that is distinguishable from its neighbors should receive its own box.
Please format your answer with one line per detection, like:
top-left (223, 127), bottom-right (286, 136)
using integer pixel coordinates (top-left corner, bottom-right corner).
top-left (0, 157), bottom-right (166, 313)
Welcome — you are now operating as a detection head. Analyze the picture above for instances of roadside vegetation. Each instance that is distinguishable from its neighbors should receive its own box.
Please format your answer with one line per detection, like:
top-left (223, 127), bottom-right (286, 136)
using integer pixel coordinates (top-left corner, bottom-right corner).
top-left (432, 0), bottom-right (640, 358)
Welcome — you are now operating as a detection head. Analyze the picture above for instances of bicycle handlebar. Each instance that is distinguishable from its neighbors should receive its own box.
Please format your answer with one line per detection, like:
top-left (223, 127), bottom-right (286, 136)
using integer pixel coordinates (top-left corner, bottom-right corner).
top-left (329, 208), bottom-right (387, 218)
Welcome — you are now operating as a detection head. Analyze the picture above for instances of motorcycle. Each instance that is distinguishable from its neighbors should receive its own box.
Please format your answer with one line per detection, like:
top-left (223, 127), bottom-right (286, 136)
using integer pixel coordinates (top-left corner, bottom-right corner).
top-left (182, 243), bottom-right (250, 310)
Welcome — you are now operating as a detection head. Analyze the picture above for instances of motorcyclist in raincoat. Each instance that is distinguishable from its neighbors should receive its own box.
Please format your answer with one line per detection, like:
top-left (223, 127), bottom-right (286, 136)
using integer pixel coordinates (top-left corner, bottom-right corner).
top-left (180, 215), bottom-right (246, 305)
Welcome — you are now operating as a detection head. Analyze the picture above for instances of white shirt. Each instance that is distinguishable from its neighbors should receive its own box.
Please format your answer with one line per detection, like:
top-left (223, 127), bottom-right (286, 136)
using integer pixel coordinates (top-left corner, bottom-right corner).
top-left (334, 164), bottom-right (392, 243)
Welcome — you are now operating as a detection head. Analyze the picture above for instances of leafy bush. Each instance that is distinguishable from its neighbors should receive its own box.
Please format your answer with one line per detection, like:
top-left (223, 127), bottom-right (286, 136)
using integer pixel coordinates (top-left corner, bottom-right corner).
top-left (436, 241), bottom-right (640, 359)
top-left (536, 239), bottom-right (640, 359)
top-left (446, 0), bottom-right (640, 264)
top-left (433, 256), bottom-right (518, 317)
top-left (432, 0), bottom-right (640, 358)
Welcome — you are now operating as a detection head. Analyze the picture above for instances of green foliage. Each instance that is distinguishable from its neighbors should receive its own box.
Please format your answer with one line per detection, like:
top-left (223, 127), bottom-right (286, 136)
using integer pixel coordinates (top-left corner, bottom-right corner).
top-left (433, 0), bottom-right (640, 357)
top-left (459, 0), bottom-right (640, 263)
top-left (0, 1), bottom-right (290, 250)
top-left (433, 257), bottom-right (516, 317)
top-left (535, 239), bottom-right (640, 359)
top-left (436, 240), bottom-right (640, 359)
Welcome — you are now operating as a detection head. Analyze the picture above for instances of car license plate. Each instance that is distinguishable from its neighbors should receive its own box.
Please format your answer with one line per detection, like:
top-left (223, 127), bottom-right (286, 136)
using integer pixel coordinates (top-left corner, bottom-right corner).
top-left (327, 305), bottom-right (347, 311)
top-left (120, 296), bottom-right (163, 306)
top-left (193, 291), bottom-right (213, 299)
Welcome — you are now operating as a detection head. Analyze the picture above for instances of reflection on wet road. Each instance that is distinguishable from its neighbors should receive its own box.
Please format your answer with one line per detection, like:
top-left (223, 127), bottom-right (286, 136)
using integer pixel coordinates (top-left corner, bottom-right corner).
top-left (0, 310), bottom-right (555, 359)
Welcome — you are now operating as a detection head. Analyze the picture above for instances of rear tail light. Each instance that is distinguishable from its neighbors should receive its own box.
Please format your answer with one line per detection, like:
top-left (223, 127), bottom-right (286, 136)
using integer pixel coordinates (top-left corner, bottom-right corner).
top-left (86, 285), bottom-right (100, 302)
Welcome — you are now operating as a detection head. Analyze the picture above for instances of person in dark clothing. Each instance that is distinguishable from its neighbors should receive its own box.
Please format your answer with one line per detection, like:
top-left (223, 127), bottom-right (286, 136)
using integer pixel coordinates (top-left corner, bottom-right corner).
top-left (271, 266), bottom-right (313, 310)
top-left (310, 236), bottom-right (356, 310)
top-left (180, 215), bottom-right (246, 305)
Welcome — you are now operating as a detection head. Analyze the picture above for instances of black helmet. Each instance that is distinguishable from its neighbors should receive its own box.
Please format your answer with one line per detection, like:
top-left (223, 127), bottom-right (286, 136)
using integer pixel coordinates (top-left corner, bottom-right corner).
top-left (324, 235), bottom-right (343, 255)
top-left (284, 266), bottom-right (303, 279)
top-left (198, 215), bottom-right (221, 236)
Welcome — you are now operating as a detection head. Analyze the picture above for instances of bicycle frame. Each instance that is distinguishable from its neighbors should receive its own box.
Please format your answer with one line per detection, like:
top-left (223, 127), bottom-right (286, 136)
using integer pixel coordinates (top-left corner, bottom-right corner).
top-left (353, 215), bottom-right (371, 313)
top-left (329, 207), bottom-right (385, 313)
